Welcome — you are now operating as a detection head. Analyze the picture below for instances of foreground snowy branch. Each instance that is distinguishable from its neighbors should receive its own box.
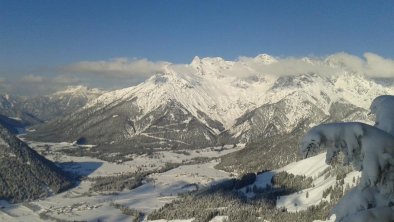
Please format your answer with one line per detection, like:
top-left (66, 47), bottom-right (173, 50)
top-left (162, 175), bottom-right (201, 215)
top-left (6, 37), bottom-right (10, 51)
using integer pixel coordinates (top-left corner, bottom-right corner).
top-left (370, 95), bottom-right (394, 136)
top-left (300, 95), bottom-right (394, 222)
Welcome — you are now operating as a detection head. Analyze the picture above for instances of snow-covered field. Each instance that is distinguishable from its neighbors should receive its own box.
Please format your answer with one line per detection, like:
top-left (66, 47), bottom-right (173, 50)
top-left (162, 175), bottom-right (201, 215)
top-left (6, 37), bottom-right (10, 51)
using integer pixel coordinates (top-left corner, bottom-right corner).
top-left (0, 141), bottom-right (243, 222)
top-left (0, 139), bottom-right (361, 222)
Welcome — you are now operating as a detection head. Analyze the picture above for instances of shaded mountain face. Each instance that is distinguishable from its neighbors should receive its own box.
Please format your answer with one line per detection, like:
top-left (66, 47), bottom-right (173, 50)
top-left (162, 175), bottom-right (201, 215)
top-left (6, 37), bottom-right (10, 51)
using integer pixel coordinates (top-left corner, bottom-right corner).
top-left (26, 55), bottom-right (394, 160)
top-left (0, 94), bottom-right (42, 127)
top-left (28, 98), bottom-right (221, 151)
top-left (0, 86), bottom-right (104, 132)
top-left (19, 86), bottom-right (104, 122)
top-left (0, 124), bottom-right (73, 203)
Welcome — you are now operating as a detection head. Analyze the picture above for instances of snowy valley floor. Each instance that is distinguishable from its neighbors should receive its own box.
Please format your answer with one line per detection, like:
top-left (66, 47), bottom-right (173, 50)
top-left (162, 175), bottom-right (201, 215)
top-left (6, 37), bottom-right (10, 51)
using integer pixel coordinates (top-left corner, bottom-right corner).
top-left (0, 141), bottom-right (360, 222)
top-left (0, 141), bottom-right (243, 222)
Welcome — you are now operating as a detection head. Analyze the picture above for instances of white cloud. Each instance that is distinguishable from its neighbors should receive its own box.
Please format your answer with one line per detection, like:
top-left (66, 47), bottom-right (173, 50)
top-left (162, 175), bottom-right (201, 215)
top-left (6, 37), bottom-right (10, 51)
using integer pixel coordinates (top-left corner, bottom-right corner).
top-left (65, 58), bottom-right (169, 78)
top-left (20, 74), bottom-right (45, 83)
top-left (229, 56), bottom-right (337, 77)
top-left (62, 53), bottom-right (394, 83)
top-left (208, 52), bottom-right (394, 79)
top-left (0, 78), bottom-right (9, 94)
top-left (3, 52), bottom-right (393, 96)
top-left (326, 52), bottom-right (394, 78)
top-left (175, 55), bottom-right (340, 79)
top-left (363, 52), bottom-right (394, 78)
top-left (4, 75), bottom-right (82, 96)
top-left (52, 75), bottom-right (80, 84)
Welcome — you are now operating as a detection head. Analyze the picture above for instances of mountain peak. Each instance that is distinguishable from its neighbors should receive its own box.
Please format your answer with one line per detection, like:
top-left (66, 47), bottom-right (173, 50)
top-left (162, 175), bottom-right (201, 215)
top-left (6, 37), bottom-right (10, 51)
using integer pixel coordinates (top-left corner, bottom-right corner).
top-left (189, 56), bottom-right (233, 76)
top-left (191, 56), bottom-right (201, 67)
top-left (254, 54), bottom-right (277, 64)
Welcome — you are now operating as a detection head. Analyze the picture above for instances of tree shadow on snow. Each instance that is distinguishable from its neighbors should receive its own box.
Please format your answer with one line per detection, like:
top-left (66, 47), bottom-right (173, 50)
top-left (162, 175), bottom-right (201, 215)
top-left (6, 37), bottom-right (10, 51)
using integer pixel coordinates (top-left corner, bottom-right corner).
top-left (194, 170), bottom-right (300, 208)
top-left (57, 161), bottom-right (103, 178)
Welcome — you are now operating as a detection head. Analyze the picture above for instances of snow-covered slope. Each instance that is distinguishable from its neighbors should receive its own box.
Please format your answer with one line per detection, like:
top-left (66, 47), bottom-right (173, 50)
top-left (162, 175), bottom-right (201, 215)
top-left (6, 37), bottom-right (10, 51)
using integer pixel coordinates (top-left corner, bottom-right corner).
top-left (83, 55), bottom-right (278, 129)
top-left (244, 152), bottom-right (360, 215)
top-left (276, 154), bottom-right (359, 212)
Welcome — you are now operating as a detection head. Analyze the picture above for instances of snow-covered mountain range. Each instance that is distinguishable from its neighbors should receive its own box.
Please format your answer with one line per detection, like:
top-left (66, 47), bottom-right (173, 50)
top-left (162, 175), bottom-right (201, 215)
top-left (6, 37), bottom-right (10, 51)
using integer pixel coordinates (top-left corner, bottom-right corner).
top-left (0, 86), bottom-right (104, 131)
top-left (27, 54), bottom-right (394, 159)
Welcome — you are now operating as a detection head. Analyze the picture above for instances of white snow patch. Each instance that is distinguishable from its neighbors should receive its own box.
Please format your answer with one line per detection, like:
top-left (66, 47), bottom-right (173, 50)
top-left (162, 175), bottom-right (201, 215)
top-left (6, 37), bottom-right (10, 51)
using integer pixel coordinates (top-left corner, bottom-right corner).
top-left (8, 117), bottom-right (22, 121)
top-left (209, 216), bottom-right (228, 222)
top-left (203, 132), bottom-right (211, 141)
top-left (148, 219), bottom-right (194, 222)
top-left (182, 117), bottom-right (192, 124)
top-left (0, 138), bottom-right (9, 147)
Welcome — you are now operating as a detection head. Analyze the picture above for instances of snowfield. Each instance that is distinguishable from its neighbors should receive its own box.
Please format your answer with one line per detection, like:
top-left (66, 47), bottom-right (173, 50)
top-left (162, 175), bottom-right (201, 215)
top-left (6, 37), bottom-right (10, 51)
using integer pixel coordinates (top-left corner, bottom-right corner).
top-left (0, 141), bottom-right (243, 222)
top-left (0, 140), bottom-right (361, 222)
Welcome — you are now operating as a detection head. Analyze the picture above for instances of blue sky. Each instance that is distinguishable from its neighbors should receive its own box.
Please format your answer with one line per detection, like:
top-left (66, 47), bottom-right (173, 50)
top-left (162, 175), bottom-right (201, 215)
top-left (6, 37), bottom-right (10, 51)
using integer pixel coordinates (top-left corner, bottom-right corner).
top-left (1, 0), bottom-right (394, 94)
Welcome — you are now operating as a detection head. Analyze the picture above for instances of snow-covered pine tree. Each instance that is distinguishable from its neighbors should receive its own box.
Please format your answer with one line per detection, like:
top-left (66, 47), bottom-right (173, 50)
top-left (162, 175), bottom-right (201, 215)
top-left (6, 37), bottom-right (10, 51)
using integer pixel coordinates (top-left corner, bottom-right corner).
top-left (299, 95), bottom-right (394, 222)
